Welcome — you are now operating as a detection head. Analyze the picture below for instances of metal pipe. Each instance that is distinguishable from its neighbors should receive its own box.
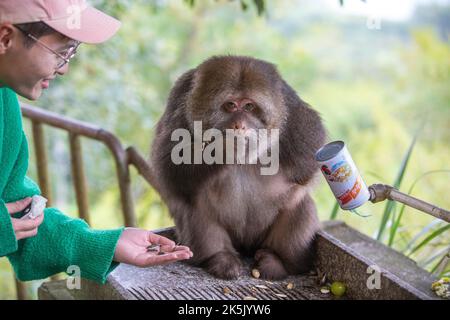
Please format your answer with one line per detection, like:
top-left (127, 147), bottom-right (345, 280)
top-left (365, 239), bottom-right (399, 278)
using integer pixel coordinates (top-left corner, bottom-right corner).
top-left (126, 146), bottom-right (159, 193)
top-left (14, 278), bottom-right (27, 300)
top-left (115, 150), bottom-right (136, 227)
top-left (69, 133), bottom-right (90, 224)
top-left (369, 184), bottom-right (450, 223)
top-left (22, 103), bottom-right (137, 227)
top-left (16, 103), bottom-right (157, 301)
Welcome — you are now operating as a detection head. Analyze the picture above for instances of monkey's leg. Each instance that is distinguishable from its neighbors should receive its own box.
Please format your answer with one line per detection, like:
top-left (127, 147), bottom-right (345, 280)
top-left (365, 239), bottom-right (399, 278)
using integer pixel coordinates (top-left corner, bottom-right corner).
top-left (254, 194), bottom-right (320, 280)
top-left (175, 210), bottom-right (244, 280)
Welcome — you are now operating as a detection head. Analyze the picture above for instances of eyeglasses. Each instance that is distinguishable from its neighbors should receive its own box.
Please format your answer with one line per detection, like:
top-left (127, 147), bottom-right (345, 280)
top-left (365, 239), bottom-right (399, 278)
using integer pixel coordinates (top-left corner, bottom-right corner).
top-left (15, 25), bottom-right (80, 70)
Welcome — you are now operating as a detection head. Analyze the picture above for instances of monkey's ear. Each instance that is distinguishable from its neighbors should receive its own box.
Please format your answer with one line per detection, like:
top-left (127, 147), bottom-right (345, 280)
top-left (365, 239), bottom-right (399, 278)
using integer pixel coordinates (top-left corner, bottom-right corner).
top-left (166, 69), bottom-right (197, 113)
top-left (279, 83), bottom-right (327, 186)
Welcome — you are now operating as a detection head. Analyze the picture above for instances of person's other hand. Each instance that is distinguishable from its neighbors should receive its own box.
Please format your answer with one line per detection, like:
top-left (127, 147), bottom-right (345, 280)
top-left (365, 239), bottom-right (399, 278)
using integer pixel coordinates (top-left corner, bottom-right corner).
top-left (6, 197), bottom-right (45, 240)
top-left (113, 228), bottom-right (193, 267)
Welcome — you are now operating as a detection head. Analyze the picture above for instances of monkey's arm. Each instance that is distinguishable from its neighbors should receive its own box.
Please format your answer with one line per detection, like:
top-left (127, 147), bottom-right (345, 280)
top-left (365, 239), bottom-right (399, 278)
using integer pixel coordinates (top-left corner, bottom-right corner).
top-left (156, 154), bottom-right (220, 205)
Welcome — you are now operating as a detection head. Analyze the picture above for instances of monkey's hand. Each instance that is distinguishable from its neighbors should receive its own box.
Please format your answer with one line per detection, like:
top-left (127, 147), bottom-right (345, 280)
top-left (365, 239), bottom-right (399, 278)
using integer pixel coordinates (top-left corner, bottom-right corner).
top-left (113, 228), bottom-right (193, 267)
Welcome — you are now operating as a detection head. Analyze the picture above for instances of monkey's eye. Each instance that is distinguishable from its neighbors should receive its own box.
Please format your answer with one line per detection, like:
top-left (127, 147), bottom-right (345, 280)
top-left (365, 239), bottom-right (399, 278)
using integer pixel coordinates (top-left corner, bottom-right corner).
top-left (223, 101), bottom-right (238, 112)
top-left (243, 103), bottom-right (255, 112)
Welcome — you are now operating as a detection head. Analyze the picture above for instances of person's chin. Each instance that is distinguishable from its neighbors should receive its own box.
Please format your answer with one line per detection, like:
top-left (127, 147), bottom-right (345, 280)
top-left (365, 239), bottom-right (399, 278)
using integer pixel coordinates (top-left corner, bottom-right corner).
top-left (24, 86), bottom-right (43, 101)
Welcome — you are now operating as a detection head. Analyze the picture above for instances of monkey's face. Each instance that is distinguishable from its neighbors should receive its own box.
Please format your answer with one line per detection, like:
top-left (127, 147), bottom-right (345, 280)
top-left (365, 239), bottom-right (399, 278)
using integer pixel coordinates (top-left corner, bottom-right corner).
top-left (186, 56), bottom-right (288, 134)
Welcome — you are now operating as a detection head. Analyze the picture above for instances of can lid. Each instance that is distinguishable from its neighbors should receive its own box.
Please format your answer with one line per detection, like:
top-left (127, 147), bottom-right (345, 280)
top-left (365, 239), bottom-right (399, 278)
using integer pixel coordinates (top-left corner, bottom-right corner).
top-left (315, 141), bottom-right (345, 161)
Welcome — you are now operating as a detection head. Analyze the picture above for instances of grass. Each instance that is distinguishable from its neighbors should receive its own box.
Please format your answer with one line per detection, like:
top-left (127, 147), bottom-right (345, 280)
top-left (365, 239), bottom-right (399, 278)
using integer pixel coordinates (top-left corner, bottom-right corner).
top-left (408, 224), bottom-right (450, 256)
top-left (329, 201), bottom-right (340, 220)
top-left (390, 170), bottom-right (450, 248)
top-left (376, 134), bottom-right (418, 242)
top-left (330, 134), bottom-right (450, 278)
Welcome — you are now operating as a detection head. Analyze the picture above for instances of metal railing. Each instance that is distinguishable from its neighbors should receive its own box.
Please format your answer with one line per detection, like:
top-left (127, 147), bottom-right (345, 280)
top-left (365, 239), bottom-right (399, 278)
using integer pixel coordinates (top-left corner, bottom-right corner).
top-left (14, 103), bottom-right (159, 300)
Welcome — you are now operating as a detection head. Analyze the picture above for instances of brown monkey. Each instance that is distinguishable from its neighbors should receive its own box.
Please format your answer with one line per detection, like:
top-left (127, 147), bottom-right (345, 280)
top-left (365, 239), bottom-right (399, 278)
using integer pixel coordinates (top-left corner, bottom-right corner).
top-left (151, 55), bottom-right (327, 280)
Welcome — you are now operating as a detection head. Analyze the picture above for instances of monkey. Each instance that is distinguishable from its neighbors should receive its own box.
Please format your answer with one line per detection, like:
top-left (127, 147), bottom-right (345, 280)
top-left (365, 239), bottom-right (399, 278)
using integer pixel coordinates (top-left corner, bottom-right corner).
top-left (150, 55), bottom-right (327, 280)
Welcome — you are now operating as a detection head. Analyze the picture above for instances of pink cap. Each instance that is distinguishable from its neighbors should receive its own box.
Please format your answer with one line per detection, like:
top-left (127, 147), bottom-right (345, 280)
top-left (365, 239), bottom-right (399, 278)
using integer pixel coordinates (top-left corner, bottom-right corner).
top-left (0, 0), bottom-right (121, 44)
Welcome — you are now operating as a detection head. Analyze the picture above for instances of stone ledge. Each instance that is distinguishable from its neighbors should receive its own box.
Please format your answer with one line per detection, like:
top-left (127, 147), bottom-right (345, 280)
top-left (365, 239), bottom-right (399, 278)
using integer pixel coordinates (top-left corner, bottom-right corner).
top-left (38, 221), bottom-right (442, 300)
top-left (315, 221), bottom-right (439, 300)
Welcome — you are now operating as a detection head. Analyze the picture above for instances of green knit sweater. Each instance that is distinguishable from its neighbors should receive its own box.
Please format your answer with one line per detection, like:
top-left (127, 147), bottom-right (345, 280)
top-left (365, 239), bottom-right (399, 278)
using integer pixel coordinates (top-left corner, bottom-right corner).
top-left (0, 87), bottom-right (124, 284)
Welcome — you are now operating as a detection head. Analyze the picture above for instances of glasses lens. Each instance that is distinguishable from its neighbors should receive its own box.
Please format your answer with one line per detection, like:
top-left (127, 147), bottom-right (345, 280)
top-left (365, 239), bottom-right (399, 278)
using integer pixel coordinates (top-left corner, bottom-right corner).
top-left (56, 58), bottom-right (67, 69)
top-left (57, 44), bottom-right (79, 69)
top-left (65, 46), bottom-right (77, 59)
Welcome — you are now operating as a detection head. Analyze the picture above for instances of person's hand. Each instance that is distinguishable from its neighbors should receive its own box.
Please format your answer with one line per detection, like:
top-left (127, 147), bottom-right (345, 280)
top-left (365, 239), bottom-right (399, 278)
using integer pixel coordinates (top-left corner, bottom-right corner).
top-left (5, 197), bottom-right (45, 240)
top-left (113, 228), bottom-right (193, 267)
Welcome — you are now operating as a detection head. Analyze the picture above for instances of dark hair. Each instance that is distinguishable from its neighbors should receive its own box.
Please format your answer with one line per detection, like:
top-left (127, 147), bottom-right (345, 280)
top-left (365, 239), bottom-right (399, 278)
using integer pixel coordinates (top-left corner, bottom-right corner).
top-left (14, 21), bottom-right (57, 48)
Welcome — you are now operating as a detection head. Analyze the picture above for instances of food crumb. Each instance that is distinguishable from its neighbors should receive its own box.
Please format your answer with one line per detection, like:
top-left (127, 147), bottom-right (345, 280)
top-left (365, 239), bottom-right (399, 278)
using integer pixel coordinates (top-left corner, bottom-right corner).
top-left (223, 287), bottom-right (232, 295)
top-left (251, 268), bottom-right (261, 279)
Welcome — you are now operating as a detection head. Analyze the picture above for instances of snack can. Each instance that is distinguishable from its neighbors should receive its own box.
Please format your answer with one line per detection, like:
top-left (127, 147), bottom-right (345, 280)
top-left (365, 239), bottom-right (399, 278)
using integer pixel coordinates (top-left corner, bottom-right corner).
top-left (315, 141), bottom-right (370, 210)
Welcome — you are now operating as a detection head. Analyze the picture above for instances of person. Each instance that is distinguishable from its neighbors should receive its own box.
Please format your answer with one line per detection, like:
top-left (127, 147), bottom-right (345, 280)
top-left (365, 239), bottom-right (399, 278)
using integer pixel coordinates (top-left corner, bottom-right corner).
top-left (0, 0), bottom-right (192, 285)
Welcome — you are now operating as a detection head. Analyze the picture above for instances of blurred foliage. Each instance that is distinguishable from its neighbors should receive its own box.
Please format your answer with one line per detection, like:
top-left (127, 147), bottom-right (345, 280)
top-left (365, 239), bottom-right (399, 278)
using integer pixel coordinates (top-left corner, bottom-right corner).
top-left (184, 0), bottom-right (266, 15)
top-left (2, 0), bottom-right (449, 299)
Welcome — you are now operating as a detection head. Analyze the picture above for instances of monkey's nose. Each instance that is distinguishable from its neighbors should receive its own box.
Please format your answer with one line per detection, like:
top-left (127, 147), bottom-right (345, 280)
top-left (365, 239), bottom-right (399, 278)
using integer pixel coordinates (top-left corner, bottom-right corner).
top-left (233, 121), bottom-right (246, 130)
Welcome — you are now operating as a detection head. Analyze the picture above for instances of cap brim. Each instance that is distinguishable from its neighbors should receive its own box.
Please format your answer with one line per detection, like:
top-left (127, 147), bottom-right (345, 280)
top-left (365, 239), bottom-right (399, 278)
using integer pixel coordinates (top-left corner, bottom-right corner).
top-left (43, 6), bottom-right (121, 44)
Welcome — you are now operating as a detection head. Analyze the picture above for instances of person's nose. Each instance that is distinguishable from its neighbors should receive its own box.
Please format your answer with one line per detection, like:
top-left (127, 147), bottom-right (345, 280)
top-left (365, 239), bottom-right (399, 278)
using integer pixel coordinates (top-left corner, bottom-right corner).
top-left (56, 62), bottom-right (69, 75)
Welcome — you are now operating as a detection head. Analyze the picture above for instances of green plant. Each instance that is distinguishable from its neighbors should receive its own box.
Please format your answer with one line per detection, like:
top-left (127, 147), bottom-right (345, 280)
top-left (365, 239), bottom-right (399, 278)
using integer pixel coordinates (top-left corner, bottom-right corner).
top-left (389, 170), bottom-right (450, 247)
top-left (329, 136), bottom-right (450, 277)
top-left (377, 134), bottom-right (418, 242)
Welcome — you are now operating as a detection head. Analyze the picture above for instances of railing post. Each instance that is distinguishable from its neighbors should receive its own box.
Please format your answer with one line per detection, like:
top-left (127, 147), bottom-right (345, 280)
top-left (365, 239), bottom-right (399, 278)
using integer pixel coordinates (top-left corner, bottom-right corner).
top-left (116, 155), bottom-right (137, 227)
top-left (15, 120), bottom-right (54, 300)
top-left (31, 121), bottom-right (60, 285)
top-left (31, 121), bottom-right (52, 205)
top-left (14, 278), bottom-right (27, 300)
top-left (18, 104), bottom-right (148, 300)
top-left (69, 133), bottom-right (90, 224)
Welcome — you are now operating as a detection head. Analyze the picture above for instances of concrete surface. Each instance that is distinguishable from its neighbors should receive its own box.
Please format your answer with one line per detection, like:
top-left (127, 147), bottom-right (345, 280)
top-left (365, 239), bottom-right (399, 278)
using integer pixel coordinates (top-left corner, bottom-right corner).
top-left (38, 221), bottom-right (442, 300)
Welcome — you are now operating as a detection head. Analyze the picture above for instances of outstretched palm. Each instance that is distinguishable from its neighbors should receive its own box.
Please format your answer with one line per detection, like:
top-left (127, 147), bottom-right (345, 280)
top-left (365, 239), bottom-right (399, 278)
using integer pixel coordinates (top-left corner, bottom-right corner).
top-left (113, 228), bottom-right (193, 267)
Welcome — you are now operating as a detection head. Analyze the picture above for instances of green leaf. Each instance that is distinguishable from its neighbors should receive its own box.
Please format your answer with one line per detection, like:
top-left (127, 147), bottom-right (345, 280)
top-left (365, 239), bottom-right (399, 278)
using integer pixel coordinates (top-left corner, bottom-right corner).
top-left (184, 0), bottom-right (196, 7)
top-left (389, 170), bottom-right (450, 247)
top-left (404, 219), bottom-right (443, 253)
top-left (240, 0), bottom-right (248, 11)
top-left (420, 245), bottom-right (450, 268)
top-left (409, 224), bottom-right (450, 256)
top-left (340, 0), bottom-right (366, 6)
top-left (253, 0), bottom-right (265, 16)
top-left (365, 170), bottom-right (387, 183)
top-left (330, 201), bottom-right (340, 220)
top-left (377, 134), bottom-right (418, 242)
top-left (429, 247), bottom-right (449, 275)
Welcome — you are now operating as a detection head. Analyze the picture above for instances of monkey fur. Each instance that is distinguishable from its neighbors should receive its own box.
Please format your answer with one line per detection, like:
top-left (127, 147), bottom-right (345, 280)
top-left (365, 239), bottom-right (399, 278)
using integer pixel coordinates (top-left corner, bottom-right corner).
top-left (151, 55), bottom-right (327, 280)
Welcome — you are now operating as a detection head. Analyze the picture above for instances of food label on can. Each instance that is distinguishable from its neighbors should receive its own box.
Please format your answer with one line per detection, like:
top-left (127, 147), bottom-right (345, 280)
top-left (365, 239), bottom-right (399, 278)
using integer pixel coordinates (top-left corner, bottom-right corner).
top-left (316, 141), bottom-right (370, 210)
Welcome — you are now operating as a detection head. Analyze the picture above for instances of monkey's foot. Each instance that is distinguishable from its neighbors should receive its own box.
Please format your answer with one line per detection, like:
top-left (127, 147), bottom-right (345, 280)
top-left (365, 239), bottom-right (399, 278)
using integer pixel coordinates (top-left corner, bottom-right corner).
top-left (253, 249), bottom-right (288, 280)
top-left (203, 251), bottom-right (243, 280)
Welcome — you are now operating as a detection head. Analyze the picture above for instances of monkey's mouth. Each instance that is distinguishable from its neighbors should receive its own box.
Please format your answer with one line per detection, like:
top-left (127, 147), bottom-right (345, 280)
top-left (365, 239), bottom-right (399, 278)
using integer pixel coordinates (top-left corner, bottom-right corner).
top-left (201, 133), bottom-right (258, 148)
top-left (219, 127), bottom-right (254, 137)
top-left (232, 128), bottom-right (250, 136)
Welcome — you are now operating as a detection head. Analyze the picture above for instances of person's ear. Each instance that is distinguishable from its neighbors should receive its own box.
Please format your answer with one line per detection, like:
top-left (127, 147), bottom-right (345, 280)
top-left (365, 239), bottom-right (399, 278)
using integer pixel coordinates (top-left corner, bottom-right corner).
top-left (0, 24), bottom-right (15, 54)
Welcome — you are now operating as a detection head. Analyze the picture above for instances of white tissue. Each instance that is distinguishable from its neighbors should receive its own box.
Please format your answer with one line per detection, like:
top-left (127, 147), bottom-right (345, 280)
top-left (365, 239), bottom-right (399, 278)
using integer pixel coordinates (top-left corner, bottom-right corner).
top-left (21, 195), bottom-right (47, 220)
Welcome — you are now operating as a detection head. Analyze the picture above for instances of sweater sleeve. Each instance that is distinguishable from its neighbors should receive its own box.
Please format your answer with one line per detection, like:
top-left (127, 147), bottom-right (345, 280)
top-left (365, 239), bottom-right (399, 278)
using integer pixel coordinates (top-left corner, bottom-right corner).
top-left (1, 93), bottom-right (124, 284)
top-left (7, 207), bottom-right (124, 283)
top-left (0, 199), bottom-right (18, 256)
